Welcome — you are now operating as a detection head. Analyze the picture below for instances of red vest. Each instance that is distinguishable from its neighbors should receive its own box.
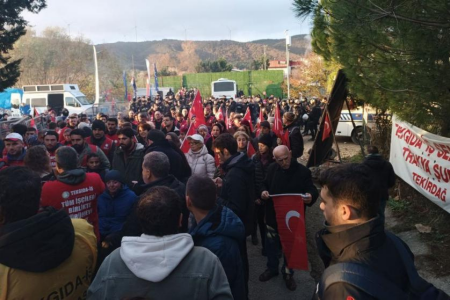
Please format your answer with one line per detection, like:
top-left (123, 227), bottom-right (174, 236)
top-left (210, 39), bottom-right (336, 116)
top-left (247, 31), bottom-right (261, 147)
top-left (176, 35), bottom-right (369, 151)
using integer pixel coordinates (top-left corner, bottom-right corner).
top-left (85, 136), bottom-right (114, 157)
top-left (106, 133), bottom-right (119, 144)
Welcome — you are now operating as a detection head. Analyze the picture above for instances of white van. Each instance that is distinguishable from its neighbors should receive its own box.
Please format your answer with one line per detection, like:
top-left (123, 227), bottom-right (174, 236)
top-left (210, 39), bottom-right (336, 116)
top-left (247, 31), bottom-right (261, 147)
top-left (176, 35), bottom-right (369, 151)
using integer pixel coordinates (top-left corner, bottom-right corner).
top-left (211, 78), bottom-right (237, 99)
top-left (21, 84), bottom-right (92, 116)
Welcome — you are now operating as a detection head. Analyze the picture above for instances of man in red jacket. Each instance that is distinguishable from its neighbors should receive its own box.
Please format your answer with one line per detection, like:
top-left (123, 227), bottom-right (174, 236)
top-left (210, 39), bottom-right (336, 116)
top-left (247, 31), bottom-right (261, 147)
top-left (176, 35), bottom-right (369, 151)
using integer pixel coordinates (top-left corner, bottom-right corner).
top-left (43, 131), bottom-right (61, 168)
top-left (0, 133), bottom-right (26, 170)
top-left (41, 146), bottom-right (105, 240)
top-left (85, 120), bottom-right (116, 164)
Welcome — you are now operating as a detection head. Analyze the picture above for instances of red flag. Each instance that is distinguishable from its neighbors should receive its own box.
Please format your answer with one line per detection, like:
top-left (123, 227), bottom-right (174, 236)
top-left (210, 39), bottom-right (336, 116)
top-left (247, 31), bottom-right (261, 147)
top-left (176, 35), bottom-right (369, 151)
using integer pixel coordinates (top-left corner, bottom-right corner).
top-left (243, 107), bottom-right (254, 132)
top-left (256, 107), bottom-right (264, 137)
top-left (188, 90), bottom-right (206, 130)
top-left (34, 108), bottom-right (39, 117)
top-left (283, 129), bottom-right (290, 149)
top-left (247, 142), bottom-right (256, 158)
top-left (271, 194), bottom-right (308, 270)
top-left (180, 124), bottom-right (196, 153)
top-left (273, 104), bottom-right (290, 147)
top-left (215, 106), bottom-right (224, 121)
top-left (322, 113), bottom-right (331, 141)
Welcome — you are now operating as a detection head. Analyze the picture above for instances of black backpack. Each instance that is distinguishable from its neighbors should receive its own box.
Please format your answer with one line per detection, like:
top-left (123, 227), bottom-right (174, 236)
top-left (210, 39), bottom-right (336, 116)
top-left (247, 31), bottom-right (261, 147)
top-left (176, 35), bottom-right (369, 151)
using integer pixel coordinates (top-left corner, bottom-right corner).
top-left (317, 231), bottom-right (450, 300)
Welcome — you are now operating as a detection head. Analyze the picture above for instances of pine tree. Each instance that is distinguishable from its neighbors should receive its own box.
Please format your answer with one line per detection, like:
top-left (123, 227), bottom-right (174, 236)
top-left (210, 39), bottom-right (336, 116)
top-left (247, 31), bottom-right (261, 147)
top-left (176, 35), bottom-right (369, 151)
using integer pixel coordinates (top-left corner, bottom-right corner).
top-left (293, 0), bottom-right (450, 136)
top-left (0, 0), bottom-right (46, 92)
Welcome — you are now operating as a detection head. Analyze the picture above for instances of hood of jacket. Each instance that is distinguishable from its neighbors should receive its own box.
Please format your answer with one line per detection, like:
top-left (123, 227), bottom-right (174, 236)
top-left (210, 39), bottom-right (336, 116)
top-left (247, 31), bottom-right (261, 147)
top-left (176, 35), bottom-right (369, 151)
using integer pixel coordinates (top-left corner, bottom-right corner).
top-left (56, 168), bottom-right (86, 185)
top-left (0, 207), bottom-right (75, 272)
top-left (145, 139), bottom-right (171, 153)
top-left (364, 154), bottom-right (388, 170)
top-left (136, 175), bottom-right (184, 195)
top-left (190, 205), bottom-right (245, 243)
top-left (120, 233), bottom-right (194, 282)
top-left (222, 152), bottom-right (253, 174)
top-left (116, 142), bottom-right (144, 154)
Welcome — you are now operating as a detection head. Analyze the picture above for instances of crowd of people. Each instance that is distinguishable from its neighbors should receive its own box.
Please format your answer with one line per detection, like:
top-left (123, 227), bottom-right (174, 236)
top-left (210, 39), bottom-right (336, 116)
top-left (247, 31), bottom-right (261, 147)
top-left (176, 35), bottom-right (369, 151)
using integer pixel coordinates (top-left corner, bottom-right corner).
top-left (0, 91), bottom-right (447, 300)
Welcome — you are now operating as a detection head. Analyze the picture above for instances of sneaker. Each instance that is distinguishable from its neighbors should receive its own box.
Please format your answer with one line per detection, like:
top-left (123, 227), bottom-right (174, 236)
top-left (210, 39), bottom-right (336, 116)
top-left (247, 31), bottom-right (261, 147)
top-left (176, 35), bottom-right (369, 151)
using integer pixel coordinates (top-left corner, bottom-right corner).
top-left (259, 269), bottom-right (279, 282)
top-left (283, 274), bottom-right (297, 291)
top-left (251, 235), bottom-right (258, 245)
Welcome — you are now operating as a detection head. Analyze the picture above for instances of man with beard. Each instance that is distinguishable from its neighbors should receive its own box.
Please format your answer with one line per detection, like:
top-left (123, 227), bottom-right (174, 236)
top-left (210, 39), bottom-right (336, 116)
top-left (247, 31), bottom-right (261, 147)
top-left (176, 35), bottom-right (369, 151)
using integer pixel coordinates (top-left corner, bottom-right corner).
top-left (161, 114), bottom-right (180, 136)
top-left (59, 113), bottom-right (79, 143)
top-left (106, 117), bottom-right (119, 143)
top-left (41, 146), bottom-right (105, 241)
top-left (86, 120), bottom-right (116, 164)
top-left (204, 105), bottom-right (216, 129)
top-left (112, 128), bottom-right (145, 188)
top-left (70, 129), bottom-right (110, 170)
top-left (0, 133), bottom-right (27, 170)
top-left (43, 131), bottom-right (61, 168)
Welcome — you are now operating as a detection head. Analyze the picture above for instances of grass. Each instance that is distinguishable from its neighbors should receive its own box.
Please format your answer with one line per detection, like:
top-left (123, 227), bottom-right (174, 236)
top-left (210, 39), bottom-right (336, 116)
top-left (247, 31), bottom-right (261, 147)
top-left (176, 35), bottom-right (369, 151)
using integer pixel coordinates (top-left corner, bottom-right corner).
top-left (342, 152), bottom-right (365, 163)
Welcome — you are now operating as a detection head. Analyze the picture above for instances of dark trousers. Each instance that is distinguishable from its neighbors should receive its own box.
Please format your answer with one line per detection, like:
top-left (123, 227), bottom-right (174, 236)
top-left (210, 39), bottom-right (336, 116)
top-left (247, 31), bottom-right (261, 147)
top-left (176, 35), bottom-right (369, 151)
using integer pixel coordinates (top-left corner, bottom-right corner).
top-left (240, 240), bottom-right (249, 298)
top-left (252, 203), bottom-right (266, 248)
top-left (265, 225), bottom-right (293, 275)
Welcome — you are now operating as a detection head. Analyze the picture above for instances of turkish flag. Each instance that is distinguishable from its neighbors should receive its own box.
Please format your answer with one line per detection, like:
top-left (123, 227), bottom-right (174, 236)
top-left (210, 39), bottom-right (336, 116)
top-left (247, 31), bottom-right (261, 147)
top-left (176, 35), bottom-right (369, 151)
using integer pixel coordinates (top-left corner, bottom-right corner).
top-left (247, 142), bottom-right (256, 158)
top-left (256, 107), bottom-right (264, 137)
top-left (273, 104), bottom-right (290, 147)
top-left (322, 113), bottom-right (331, 141)
top-left (243, 107), bottom-right (254, 132)
top-left (180, 124), bottom-right (197, 153)
top-left (271, 194), bottom-right (308, 270)
top-left (188, 90), bottom-right (206, 130)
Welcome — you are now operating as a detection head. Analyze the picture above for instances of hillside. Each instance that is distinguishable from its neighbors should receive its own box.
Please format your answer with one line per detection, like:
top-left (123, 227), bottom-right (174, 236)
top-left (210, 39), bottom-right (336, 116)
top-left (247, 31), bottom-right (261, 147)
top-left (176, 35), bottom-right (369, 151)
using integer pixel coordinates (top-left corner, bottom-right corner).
top-left (96, 34), bottom-right (310, 73)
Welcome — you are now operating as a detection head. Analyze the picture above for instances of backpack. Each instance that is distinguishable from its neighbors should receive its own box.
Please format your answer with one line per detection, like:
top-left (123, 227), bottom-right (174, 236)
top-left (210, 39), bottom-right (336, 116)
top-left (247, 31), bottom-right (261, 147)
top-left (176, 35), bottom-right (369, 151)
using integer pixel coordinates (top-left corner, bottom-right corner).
top-left (317, 231), bottom-right (450, 300)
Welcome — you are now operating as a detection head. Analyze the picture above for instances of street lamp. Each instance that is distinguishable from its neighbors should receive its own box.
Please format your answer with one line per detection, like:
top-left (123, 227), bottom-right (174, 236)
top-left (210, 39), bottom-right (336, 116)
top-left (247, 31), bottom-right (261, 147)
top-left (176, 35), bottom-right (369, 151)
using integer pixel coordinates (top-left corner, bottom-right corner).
top-left (285, 30), bottom-right (291, 99)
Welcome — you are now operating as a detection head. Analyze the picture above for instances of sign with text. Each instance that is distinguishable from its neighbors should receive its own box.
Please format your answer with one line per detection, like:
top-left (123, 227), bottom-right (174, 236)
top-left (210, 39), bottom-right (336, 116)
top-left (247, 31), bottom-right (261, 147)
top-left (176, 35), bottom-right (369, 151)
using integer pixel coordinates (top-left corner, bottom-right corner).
top-left (390, 116), bottom-right (450, 214)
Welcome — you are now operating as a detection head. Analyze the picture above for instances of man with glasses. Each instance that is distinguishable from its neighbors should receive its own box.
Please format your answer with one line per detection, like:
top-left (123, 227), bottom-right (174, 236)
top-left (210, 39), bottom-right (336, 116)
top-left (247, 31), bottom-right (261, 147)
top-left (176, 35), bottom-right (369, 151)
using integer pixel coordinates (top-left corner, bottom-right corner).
top-left (259, 145), bottom-right (318, 291)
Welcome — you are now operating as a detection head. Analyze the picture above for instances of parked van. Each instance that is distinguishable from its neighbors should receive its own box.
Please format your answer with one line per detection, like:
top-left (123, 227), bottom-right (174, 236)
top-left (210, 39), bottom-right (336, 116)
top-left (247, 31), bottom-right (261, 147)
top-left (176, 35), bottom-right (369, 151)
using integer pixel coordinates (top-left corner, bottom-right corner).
top-left (211, 78), bottom-right (237, 99)
top-left (20, 84), bottom-right (92, 116)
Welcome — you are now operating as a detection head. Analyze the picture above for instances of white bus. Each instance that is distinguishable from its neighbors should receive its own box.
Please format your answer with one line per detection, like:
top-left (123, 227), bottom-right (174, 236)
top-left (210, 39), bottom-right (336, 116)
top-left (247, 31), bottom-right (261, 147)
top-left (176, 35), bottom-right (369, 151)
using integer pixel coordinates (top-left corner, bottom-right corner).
top-left (211, 78), bottom-right (237, 99)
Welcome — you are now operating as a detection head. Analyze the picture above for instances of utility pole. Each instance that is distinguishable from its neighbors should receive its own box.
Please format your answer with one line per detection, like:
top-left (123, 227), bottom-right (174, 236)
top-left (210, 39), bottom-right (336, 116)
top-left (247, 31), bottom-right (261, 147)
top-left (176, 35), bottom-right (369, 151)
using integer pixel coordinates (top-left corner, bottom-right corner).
top-left (263, 45), bottom-right (267, 70)
top-left (285, 30), bottom-right (291, 99)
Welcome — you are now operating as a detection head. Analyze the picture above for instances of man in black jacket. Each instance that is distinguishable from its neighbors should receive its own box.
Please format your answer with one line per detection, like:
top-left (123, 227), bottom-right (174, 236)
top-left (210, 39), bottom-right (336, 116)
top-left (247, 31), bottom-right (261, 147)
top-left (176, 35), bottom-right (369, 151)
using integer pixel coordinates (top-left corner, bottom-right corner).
top-left (260, 145), bottom-right (318, 291)
top-left (362, 145), bottom-right (396, 224)
top-left (314, 163), bottom-right (411, 299)
top-left (283, 112), bottom-right (304, 159)
top-left (213, 133), bottom-right (255, 297)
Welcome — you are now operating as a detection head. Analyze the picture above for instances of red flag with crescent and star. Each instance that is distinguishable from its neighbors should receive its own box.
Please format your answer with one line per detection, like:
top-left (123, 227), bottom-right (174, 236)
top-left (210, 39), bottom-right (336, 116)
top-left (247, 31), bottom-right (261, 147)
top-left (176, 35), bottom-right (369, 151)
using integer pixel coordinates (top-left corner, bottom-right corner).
top-left (322, 112), bottom-right (331, 141)
top-left (271, 194), bottom-right (308, 270)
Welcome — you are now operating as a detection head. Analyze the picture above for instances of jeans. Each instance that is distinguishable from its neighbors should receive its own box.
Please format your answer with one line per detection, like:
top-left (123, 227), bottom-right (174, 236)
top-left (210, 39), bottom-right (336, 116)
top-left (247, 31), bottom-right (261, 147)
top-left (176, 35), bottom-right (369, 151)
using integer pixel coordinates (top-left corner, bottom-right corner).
top-left (265, 225), bottom-right (293, 275)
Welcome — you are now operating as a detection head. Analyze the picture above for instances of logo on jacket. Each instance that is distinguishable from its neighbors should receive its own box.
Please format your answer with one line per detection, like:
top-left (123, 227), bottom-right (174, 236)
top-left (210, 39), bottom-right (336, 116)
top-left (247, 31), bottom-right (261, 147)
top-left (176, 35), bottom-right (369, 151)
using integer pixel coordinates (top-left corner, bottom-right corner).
top-left (62, 191), bottom-right (70, 199)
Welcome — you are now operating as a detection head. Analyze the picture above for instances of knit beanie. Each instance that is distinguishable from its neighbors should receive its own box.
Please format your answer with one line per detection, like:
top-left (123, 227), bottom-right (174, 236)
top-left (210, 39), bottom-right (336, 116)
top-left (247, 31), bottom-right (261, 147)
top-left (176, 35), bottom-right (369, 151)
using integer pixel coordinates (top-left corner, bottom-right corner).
top-left (92, 120), bottom-right (106, 132)
top-left (105, 170), bottom-right (125, 184)
top-left (258, 133), bottom-right (273, 148)
top-left (147, 129), bottom-right (166, 142)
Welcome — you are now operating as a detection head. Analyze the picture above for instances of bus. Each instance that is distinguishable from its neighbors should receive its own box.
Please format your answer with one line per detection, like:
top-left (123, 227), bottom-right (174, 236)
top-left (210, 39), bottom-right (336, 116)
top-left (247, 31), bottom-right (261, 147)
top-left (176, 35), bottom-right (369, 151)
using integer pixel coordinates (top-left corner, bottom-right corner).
top-left (211, 78), bottom-right (237, 99)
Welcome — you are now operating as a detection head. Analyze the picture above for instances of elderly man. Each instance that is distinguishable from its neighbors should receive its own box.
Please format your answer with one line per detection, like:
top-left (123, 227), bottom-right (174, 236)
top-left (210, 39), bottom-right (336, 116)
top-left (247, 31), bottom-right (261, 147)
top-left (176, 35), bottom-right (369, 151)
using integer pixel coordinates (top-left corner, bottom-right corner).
top-left (260, 145), bottom-right (318, 291)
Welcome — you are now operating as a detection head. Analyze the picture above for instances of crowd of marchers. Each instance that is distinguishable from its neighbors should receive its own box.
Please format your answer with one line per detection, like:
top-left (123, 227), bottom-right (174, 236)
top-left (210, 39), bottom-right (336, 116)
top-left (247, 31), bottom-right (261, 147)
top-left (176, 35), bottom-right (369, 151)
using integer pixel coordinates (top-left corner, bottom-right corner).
top-left (0, 90), bottom-right (448, 300)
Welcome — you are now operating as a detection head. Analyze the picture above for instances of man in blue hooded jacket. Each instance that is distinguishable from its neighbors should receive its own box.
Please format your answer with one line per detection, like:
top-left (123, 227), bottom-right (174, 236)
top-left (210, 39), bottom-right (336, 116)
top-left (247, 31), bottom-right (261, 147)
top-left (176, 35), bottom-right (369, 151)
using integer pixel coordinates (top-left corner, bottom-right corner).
top-left (187, 175), bottom-right (246, 300)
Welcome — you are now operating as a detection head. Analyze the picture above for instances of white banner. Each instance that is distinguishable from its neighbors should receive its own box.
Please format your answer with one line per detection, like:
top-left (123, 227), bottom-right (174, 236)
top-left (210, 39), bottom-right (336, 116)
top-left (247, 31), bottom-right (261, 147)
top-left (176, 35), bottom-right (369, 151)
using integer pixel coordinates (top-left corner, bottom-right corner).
top-left (390, 116), bottom-right (450, 214)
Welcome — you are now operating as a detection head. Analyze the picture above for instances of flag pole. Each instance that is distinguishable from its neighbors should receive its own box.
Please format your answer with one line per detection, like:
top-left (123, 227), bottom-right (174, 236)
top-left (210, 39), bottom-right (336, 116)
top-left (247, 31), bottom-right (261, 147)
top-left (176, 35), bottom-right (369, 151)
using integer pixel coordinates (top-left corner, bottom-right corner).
top-left (325, 106), bottom-right (342, 163)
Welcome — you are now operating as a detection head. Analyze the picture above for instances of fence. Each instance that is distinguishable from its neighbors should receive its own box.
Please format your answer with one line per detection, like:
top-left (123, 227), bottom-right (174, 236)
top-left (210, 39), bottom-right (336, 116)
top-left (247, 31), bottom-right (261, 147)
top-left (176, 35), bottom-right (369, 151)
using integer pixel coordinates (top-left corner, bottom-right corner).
top-left (155, 70), bottom-right (285, 98)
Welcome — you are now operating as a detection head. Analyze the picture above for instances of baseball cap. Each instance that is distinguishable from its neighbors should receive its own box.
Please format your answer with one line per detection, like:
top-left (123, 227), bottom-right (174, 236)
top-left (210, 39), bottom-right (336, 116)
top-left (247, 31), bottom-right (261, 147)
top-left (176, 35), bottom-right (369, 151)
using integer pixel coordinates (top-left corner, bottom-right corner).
top-left (4, 133), bottom-right (23, 142)
top-left (187, 134), bottom-right (204, 144)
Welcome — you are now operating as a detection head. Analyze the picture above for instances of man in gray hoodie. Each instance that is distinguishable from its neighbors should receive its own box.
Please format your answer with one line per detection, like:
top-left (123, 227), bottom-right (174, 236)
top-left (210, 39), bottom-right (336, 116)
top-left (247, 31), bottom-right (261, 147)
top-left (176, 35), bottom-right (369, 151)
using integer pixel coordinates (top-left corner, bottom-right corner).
top-left (88, 186), bottom-right (233, 300)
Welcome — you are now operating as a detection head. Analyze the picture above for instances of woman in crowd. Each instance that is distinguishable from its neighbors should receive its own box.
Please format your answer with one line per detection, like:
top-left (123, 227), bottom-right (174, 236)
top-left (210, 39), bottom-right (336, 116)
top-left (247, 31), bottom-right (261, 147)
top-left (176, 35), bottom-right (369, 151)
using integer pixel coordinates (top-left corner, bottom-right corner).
top-left (185, 134), bottom-right (215, 179)
top-left (206, 122), bottom-right (225, 156)
top-left (137, 123), bottom-right (152, 147)
top-left (166, 132), bottom-right (181, 148)
top-left (23, 145), bottom-right (54, 183)
top-left (233, 131), bottom-right (250, 155)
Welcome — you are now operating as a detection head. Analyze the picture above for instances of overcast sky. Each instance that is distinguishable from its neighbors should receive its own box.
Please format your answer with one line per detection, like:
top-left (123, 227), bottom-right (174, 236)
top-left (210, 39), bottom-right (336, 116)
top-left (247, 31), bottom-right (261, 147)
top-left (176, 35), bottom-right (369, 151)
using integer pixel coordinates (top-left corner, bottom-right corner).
top-left (21, 0), bottom-right (311, 44)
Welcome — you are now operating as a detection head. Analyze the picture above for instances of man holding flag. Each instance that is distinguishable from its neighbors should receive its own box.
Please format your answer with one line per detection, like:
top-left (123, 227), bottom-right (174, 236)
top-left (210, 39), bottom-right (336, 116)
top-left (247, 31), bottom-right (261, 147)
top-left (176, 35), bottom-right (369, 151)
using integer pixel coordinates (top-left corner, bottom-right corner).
top-left (259, 145), bottom-right (318, 291)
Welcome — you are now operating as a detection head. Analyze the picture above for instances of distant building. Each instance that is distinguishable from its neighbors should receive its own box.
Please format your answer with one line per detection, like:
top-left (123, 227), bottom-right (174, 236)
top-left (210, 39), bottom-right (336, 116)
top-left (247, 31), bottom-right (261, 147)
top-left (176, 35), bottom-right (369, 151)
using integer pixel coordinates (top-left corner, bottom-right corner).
top-left (268, 60), bottom-right (304, 77)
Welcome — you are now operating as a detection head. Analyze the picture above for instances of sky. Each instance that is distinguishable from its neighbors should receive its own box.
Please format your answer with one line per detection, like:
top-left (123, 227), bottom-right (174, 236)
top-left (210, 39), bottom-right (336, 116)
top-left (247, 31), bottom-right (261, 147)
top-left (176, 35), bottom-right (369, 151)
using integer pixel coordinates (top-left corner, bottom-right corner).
top-left (21, 0), bottom-right (311, 44)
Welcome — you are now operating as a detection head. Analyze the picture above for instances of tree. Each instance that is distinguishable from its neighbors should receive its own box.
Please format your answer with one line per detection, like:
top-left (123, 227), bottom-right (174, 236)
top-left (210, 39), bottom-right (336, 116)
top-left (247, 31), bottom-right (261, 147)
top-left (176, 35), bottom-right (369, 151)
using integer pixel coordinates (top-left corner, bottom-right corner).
top-left (293, 0), bottom-right (450, 136)
top-left (158, 66), bottom-right (177, 76)
top-left (251, 56), bottom-right (270, 70)
top-left (195, 58), bottom-right (233, 73)
top-left (0, 0), bottom-right (46, 92)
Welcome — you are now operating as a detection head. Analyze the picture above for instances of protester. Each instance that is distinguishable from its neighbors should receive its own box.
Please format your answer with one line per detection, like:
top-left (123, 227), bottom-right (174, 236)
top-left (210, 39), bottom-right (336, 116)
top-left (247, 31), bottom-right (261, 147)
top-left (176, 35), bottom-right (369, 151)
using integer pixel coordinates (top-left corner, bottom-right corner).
top-left (161, 114), bottom-right (180, 136)
top-left (0, 166), bottom-right (97, 299)
top-left (259, 120), bottom-right (278, 147)
top-left (70, 129), bottom-right (110, 169)
top-left (59, 113), bottom-right (79, 143)
top-left (314, 163), bottom-right (410, 298)
top-left (85, 152), bottom-right (107, 181)
top-left (213, 133), bottom-right (255, 296)
top-left (362, 145), bottom-right (396, 224)
top-left (24, 145), bottom-right (54, 183)
top-left (137, 122), bottom-right (152, 147)
top-left (187, 175), bottom-right (246, 300)
top-left (41, 146), bottom-right (105, 240)
top-left (283, 112), bottom-right (304, 159)
top-left (106, 117), bottom-right (119, 143)
top-left (85, 120), bottom-right (116, 164)
top-left (43, 130), bottom-right (61, 168)
top-left (0, 133), bottom-right (26, 170)
top-left (206, 122), bottom-right (225, 156)
top-left (234, 131), bottom-right (250, 154)
top-left (260, 145), bottom-right (318, 291)
top-left (98, 170), bottom-right (138, 241)
top-left (185, 134), bottom-right (215, 178)
top-left (166, 132), bottom-right (181, 148)
top-left (88, 186), bottom-right (233, 300)
top-left (112, 128), bottom-right (145, 188)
